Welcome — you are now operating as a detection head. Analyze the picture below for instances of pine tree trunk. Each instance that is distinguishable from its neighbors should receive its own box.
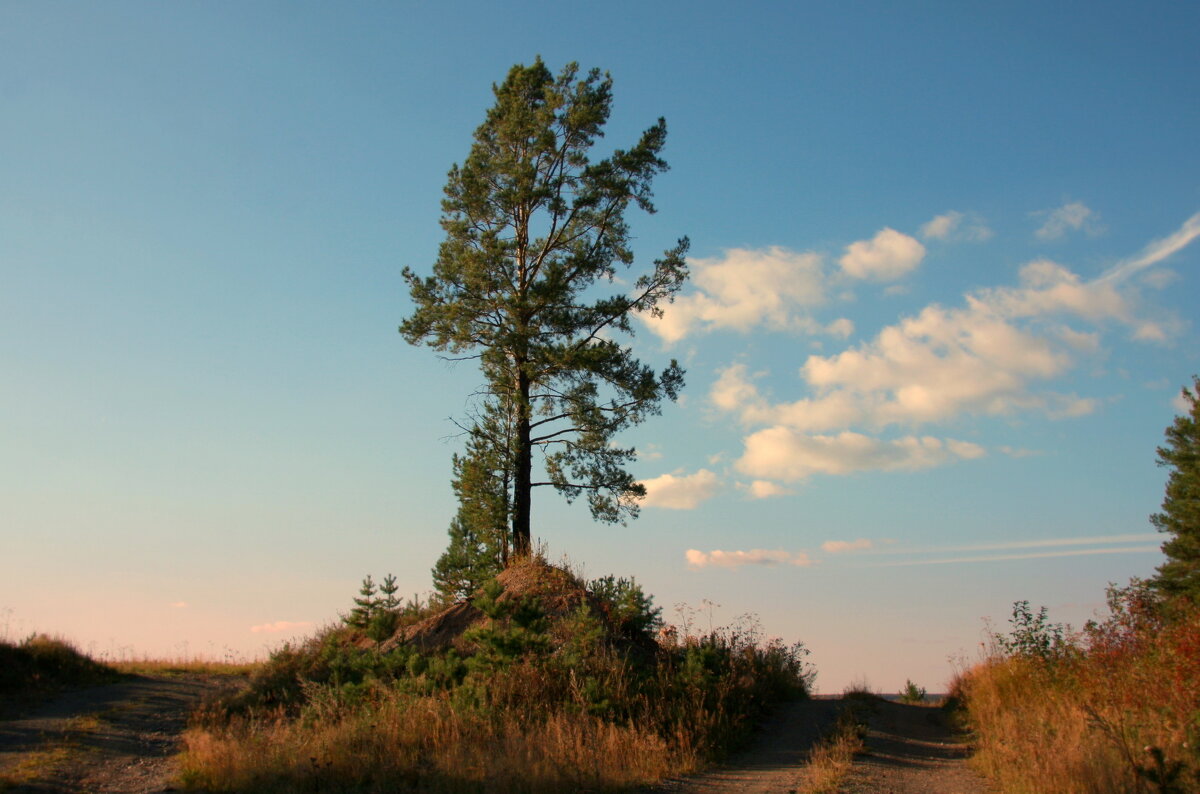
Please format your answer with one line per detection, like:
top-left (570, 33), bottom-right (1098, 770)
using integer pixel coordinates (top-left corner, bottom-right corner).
top-left (511, 367), bottom-right (533, 559)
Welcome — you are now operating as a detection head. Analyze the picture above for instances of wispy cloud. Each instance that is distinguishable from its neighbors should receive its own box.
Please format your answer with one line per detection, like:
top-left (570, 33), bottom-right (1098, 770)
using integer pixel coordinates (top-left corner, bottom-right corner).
top-left (686, 548), bottom-right (812, 569)
top-left (1035, 201), bottom-right (1101, 240)
top-left (869, 533), bottom-right (1160, 566)
top-left (821, 538), bottom-right (873, 553)
top-left (874, 545), bottom-right (1159, 567)
top-left (250, 620), bottom-right (314, 634)
top-left (921, 211), bottom-right (993, 242)
top-left (640, 469), bottom-right (720, 509)
top-left (944, 533), bottom-right (1158, 553)
top-left (1095, 211), bottom-right (1200, 284)
top-left (169, 601), bottom-right (189, 609)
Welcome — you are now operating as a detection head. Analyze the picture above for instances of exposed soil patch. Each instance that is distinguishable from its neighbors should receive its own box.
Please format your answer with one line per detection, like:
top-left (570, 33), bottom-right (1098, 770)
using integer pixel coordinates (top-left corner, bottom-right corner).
top-left (0, 674), bottom-right (242, 793)
top-left (647, 696), bottom-right (843, 792)
top-left (843, 699), bottom-right (991, 793)
top-left (649, 696), bottom-right (991, 793)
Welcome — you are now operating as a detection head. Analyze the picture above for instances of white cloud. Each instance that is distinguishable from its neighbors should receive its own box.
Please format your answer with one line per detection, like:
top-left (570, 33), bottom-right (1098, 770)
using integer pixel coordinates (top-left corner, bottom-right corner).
top-left (1035, 201), bottom-right (1099, 240)
top-left (736, 428), bottom-right (985, 481)
top-left (641, 247), bottom-right (828, 343)
top-left (747, 480), bottom-right (792, 499)
top-left (640, 469), bottom-right (720, 509)
top-left (1173, 390), bottom-right (1193, 413)
top-left (822, 538), bottom-right (874, 553)
top-left (921, 211), bottom-right (993, 242)
top-left (250, 620), bottom-right (314, 634)
top-left (712, 256), bottom-right (1160, 437)
top-left (686, 548), bottom-right (812, 569)
top-left (839, 228), bottom-right (926, 281)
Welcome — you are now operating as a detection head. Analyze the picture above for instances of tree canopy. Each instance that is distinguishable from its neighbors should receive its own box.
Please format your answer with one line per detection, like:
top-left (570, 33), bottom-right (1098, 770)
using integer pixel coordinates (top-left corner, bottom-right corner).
top-left (1151, 375), bottom-right (1200, 600)
top-left (401, 58), bottom-right (688, 558)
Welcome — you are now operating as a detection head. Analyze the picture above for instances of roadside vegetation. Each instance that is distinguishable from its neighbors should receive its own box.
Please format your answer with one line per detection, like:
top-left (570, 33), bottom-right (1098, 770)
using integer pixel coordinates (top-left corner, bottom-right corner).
top-left (179, 556), bottom-right (815, 792)
top-left (954, 586), bottom-right (1200, 793)
top-left (955, 380), bottom-right (1200, 793)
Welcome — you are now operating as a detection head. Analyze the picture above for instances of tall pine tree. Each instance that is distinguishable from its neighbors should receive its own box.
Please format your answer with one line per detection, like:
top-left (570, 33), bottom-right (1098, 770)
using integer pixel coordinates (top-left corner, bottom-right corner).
top-left (402, 58), bottom-right (688, 557)
top-left (1151, 376), bottom-right (1200, 600)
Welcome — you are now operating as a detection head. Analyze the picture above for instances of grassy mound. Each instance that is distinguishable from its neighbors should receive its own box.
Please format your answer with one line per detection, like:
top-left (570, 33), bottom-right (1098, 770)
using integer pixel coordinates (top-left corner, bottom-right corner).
top-left (0, 634), bottom-right (121, 700)
top-left (183, 558), bottom-right (814, 792)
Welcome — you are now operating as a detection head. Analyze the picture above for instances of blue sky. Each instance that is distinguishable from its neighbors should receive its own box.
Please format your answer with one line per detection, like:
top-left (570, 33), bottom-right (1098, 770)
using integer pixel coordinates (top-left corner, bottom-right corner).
top-left (2, 1), bottom-right (1197, 690)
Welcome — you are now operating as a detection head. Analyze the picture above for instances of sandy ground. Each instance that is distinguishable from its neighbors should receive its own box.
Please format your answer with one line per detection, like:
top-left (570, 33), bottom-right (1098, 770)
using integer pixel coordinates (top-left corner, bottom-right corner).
top-left (0, 675), bottom-right (238, 794)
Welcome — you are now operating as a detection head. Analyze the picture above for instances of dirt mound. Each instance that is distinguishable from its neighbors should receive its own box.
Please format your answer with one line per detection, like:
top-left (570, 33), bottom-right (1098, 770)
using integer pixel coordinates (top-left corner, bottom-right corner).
top-left (380, 559), bottom-right (636, 655)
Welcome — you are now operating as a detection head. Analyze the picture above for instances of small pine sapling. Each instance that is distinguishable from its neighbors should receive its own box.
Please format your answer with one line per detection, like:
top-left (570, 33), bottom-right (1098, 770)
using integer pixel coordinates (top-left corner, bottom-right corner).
top-left (345, 575), bottom-right (378, 629)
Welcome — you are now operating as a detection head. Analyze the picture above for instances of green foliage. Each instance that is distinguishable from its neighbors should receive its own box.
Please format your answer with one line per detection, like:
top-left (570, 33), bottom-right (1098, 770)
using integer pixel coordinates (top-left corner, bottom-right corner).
top-left (464, 579), bottom-right (550, 676)
top-left (432, 425), bottom-right (509, 602)
top-left (588, 574), bottom-right (662, 637)
top-left (995, 600), bottom-right (1072, 660)
top-left (378, 574), bottom-right (400, 610)
top-left (899, 679), bottom-right (927, 704)
top-left (344, 575), bottom-right (378, 629)
top-left (401, 57), bottom-right (689, 555)
top-left (1152, 376), bottom-right (1200, 601)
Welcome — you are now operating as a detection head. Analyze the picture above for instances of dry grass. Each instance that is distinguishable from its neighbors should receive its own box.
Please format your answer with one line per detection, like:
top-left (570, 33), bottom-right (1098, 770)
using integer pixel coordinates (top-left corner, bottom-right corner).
top-left (957, 589), bottom-right (1200, 793)
top-left (109, 658), bottom-right (259, 677)
top-left (793, 706), bottom-right (866, 793)
top-left (181, 690), bottom-right (677, 792)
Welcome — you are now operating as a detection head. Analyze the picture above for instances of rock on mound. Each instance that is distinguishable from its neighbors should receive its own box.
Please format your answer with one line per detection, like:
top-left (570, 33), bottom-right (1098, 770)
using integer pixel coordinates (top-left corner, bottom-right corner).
top-left (380, 559), bottom-right (625, 655)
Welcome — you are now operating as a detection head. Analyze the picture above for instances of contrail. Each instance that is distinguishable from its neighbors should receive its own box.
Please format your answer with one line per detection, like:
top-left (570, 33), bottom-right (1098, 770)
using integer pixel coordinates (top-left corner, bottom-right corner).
top-left (1095, 211), bottom-right (1200, 284)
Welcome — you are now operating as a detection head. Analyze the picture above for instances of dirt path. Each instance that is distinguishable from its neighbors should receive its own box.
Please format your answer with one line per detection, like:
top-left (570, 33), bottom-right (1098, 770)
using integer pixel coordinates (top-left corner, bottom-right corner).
top-left (652, 696), bottom-right (990, 793)
top-left (648, 697), bottom-right (842, 792)
top-left (843, 699), bottom-right (991, 793)
top-left (0, 675), bottom-right (239, 793)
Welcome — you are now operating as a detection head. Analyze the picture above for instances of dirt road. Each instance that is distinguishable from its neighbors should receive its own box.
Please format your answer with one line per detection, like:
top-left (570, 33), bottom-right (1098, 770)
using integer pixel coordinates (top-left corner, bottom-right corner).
top-left (653, 696), bottom-right (990, 793)
top-left (0, 675), bottom-right (237, 793)
top-left (845, 699), bottom-right (990, 793)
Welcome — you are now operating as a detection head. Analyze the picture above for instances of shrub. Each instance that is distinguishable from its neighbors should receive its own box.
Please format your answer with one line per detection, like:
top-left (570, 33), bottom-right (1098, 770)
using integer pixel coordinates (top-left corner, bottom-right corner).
top-left (899, 679), bottom-right (926, 705)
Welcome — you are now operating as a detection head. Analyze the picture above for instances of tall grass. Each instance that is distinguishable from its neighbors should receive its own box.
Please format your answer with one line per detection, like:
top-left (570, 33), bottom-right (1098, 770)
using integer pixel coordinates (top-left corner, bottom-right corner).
top-left (955, 584), bottom-right (1200, 793)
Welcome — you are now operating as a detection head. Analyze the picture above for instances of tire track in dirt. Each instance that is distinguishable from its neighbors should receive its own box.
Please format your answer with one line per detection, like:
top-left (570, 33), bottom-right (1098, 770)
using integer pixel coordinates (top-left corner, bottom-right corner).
top-left (0, 675), bottom-right (240, 793)
top-left (843, 699), bottom-right (991, 793)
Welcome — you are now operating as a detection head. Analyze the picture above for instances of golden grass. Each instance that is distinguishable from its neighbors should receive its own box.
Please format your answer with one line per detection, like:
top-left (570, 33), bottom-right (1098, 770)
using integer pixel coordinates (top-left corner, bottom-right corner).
top-left (0, 745), bottom-right (74, 791)
top-left (958, 595), bottom-right (1200, 793)
top-left (110, 657), bottom-right (259, 677)
top-left (181, 691), bottom-right (678, 792)
top-left (793, 706), bottom-right (866, 793)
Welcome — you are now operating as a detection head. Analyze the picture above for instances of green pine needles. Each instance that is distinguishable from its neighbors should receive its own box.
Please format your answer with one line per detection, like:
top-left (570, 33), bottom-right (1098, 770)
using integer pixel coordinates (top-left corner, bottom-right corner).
top-left (401, 57), bottom-right (689, 559)
top-left (1151, 376), bottom-right (1200, 601)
